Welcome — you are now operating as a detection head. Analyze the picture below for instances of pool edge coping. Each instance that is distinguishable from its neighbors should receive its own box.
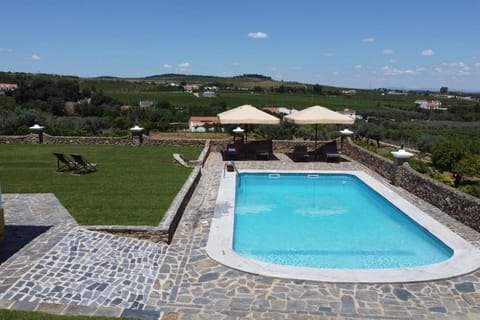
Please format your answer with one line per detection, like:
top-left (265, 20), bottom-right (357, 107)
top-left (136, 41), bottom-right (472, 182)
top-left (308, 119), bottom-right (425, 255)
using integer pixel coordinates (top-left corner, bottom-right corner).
top-left (206, 169), bottom-right (480, 283)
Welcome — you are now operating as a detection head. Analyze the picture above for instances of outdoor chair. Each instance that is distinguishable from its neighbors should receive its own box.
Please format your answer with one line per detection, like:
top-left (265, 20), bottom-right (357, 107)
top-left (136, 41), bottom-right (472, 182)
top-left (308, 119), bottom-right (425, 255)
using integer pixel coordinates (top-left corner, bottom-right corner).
top-left (173, 153), bottom-right (202, 167)
top-left (52, 152), bottom-right (76, 172)
top-left (322, 141), bottom-right (341, 162)
top-left (255, 140), bottom-right (273, 160)
top-left (224, 143), bottom-right (240, 160)
top-left (70, 153), bottom-right (97, 174)
top-left (293, 145), bottom-right (309, 162)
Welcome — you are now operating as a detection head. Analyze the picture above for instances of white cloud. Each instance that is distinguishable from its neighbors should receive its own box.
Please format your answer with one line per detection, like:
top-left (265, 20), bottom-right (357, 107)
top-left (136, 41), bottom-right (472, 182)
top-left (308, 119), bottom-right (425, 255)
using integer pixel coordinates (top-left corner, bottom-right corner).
top-left (435, 61), bottom-right (473, 76)
top-left (32, 54), bottom-right (41, 60)
top-left (177, 62), bottom-right (190, 68)
top-left (442, 61), bottom-right (470, 70)
top-left (362, 37), bottom-right (375, 43)
top-left (248, 31), bottom-right (268, 39)
top-left (163, 64), bottom-right (172, 68)
top-left (322, 52), bottom-right (334, 57)
top-left (382, 66), bottom-right (420, 76)
top-left (332, 71), bottom-right (339, 76)
top-left (475, 62), bottom-right (480, 68)
top-left (421, 49), bottom-right (435, 56)
top-left (354, 64), bottom-right (362, 69)
top-left (382, 49), bottom-right (395, 55)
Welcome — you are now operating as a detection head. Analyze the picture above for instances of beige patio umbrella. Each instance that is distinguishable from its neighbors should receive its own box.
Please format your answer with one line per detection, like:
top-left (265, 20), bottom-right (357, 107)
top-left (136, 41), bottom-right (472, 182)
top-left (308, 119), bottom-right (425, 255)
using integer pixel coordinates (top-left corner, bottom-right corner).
top-left (218, 105), bottom-right (280, 142)
top-left (284, 105), bottom-right (354, 153)
top-left (217, 104), bottom-right (280, 125)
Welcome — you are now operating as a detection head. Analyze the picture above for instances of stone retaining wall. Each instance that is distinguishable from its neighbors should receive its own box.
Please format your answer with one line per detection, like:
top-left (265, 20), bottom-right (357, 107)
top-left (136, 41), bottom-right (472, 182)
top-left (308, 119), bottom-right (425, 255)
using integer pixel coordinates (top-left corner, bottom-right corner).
top-left (208, 139), bottom-right (323, 153)
top-left (342, 138), bottom-right (480, 232)
top-left (1, 133), bottom-right (327, 151)
top-left (0, 134), bottom-right (37, 144)
top-left (396, 164), bottom-right (480, 232)
top-left (342, 138), bottom-right (394, 180)
top-left (0, 133), bottom-right (207, 147)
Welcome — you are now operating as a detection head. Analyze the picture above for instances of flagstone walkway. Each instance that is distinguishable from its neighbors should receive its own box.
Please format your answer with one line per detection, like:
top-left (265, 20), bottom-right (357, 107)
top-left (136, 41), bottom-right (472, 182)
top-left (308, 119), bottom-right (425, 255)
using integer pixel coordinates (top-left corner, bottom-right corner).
top-left (0, 152), bottom-right (479, 319)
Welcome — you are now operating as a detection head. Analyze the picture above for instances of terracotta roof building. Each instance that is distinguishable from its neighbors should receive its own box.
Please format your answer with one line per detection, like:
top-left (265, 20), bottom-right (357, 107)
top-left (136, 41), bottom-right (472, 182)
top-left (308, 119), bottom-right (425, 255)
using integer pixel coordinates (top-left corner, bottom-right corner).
top-left (189, 116), bottom-right (219, 132)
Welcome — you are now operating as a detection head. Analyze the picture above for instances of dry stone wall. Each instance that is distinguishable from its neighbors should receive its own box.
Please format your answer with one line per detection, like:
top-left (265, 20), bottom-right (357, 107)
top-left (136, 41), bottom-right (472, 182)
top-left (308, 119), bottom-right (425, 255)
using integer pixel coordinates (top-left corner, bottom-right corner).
top-left (342, 138), bottom-right (480, 233)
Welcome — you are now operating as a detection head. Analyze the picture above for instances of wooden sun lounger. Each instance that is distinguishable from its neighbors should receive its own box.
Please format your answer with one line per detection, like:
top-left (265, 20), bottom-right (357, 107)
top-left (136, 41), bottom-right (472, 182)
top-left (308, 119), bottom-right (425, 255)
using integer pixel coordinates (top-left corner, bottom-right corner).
top-left (70, 153), bottom-right (97, 174)
top-left (53, 152), bottom-right (76, 172)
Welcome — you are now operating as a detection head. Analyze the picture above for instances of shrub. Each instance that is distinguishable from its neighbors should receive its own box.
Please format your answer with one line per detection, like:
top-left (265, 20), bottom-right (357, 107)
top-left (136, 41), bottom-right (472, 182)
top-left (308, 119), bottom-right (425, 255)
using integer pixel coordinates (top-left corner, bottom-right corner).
top-left (430, 171), bottom-right (455, 186)
top-left (409, 157), bottom-right (432, 175)
top-left (459, 184), bottom-right (480, 198)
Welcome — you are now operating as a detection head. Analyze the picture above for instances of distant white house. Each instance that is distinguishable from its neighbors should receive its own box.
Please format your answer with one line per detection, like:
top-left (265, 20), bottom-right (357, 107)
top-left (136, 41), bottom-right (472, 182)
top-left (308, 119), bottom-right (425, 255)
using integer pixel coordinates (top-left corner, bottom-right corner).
top-left (139, 100), bottom-right (154, 108)
top-left (203, 86), bottom-right (218, 91)
top-left (415, 100), bottom-right (446, 110)
top-left (202, 91), bottom-right (216, 98)
top-left (0, 83), bottom-right (17, 92)
top-left (341, 89), bottom-right (357, 95)
top-left (262, 106), bottom-right (296, 115)
top-left (189, 116), bottom-right (219, 132)
top-left (338, 108), bottom-right (360, 119)
top-left (184, 84), bottom-right (200, 93)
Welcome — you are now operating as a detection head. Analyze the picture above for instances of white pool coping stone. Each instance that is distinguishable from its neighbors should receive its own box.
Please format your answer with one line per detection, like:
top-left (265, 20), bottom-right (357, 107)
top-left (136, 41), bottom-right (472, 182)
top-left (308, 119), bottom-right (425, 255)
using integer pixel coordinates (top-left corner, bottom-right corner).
top-left (206, 170), bottom-right (480, 283)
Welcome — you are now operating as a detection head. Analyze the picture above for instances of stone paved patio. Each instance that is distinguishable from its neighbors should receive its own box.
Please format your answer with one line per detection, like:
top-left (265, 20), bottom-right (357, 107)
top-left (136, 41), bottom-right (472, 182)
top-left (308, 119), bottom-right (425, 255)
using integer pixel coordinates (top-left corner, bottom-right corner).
top-left (0, 152), bottom-right (479, 319)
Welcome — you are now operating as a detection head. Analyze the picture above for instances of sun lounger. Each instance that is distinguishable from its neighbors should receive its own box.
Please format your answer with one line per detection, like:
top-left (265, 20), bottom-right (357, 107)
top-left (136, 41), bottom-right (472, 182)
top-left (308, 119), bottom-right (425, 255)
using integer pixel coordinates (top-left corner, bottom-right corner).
top-left (70, 154), bottom-right (97, 174)
top-left (173, 153), bottom-right (201, 167)
top-left (224, 143), bottom-right (240, 160)
top-left (293, 145), bottom-right (309, 162)
top-left (322, 141), bottom-right (341, 162)
top-left (52, 152), bottom-right (76, 172)
top-left (255, 140), bottom-right (273, 160)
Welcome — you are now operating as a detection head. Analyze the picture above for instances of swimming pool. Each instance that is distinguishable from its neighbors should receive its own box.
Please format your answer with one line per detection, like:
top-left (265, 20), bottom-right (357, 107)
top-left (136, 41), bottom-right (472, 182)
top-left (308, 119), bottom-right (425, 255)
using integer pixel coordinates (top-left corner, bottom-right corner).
top-left (233, 173), bottom-right (452, 269)
top-left (207, 170), bottom-right (480, 283)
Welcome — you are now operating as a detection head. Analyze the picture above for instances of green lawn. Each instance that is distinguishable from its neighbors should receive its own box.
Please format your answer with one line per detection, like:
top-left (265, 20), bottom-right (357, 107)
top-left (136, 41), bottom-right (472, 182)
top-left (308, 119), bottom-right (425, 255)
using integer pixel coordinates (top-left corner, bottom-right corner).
top-left (0, 144), bottom-right (202, 225)
top-left (0, 310), bottom-right (137, 320)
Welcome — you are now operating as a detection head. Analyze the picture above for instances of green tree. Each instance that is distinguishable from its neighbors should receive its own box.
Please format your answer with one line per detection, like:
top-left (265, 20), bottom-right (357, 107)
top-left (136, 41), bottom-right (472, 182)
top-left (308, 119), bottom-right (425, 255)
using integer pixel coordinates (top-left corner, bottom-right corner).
top-left (312, 84), bottom-right (323, 95)
top-left (431, 140), bottom-right (467, 172)
top-left (453, 153), bottom-right (480, 187)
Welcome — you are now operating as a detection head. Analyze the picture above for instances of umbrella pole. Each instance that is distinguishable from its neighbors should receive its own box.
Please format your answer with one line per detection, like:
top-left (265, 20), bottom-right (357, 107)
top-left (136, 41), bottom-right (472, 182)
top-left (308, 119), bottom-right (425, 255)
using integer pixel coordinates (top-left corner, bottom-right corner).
top-left (315, 124), bottom-right (318, 160)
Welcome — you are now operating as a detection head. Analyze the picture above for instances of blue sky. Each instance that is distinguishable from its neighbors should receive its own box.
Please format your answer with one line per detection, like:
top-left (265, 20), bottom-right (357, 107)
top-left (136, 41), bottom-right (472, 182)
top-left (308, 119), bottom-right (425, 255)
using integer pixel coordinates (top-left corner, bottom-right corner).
top-left (1, 0), bottom-right (479, 91)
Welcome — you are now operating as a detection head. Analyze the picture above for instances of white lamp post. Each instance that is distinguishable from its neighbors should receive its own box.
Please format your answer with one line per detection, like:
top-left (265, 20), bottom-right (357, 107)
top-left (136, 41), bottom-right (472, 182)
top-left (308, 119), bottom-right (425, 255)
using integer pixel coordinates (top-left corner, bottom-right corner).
top-left (130, 125), bottom-right (144, 144)
top-left (232, 126), bottom-right (245, 144)
top-left (29, 124), bottom-right (44, 143)
top-left (340, 128), bottom-right (354, 149)
top-left (391, 148), bottom-right (414, 185)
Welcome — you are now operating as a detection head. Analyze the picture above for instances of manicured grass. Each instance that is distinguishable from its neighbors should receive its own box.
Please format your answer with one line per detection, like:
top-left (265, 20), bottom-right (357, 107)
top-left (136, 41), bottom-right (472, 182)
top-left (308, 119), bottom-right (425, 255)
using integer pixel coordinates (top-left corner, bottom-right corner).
top-left (95, 90), bottom-right (422, 111)
top-left (0, 310), bottom-right (136, 320)
top-left (0, 144), bottom-right (202, 225)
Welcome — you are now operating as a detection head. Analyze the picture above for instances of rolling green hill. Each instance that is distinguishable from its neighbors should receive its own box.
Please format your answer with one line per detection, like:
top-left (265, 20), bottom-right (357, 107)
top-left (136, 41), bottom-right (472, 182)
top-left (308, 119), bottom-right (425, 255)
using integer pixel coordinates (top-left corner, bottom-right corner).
top-left (90, 73), bottom-right (312, 89)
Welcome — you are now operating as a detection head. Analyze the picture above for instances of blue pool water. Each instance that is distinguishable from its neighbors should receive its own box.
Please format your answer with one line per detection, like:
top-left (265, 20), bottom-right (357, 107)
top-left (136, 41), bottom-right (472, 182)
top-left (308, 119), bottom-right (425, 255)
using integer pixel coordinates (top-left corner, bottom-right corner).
top-left (233, 173), bottom-right (453, 269)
